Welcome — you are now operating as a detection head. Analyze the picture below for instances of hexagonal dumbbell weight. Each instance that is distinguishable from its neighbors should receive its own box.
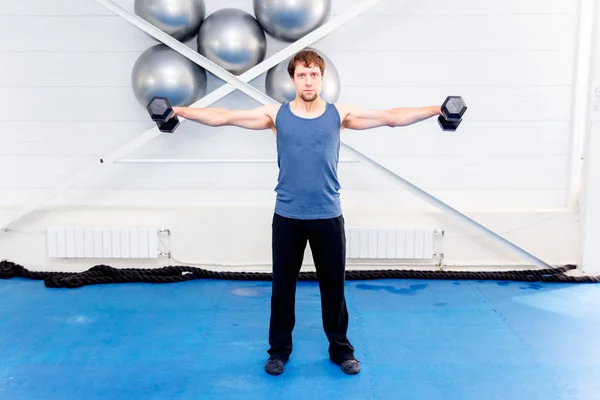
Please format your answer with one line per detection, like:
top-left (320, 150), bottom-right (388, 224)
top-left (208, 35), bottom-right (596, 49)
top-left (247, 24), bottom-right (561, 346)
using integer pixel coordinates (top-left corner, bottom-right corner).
top-left (146, 97), bottom-right (180, 133)
top-left (438, 96), bottom-right (467, 131)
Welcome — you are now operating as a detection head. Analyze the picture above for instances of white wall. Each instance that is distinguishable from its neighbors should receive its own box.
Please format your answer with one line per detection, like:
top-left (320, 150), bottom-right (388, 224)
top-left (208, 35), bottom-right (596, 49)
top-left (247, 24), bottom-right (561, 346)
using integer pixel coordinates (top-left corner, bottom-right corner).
top-left (0, 0), bottom-right (581, 270)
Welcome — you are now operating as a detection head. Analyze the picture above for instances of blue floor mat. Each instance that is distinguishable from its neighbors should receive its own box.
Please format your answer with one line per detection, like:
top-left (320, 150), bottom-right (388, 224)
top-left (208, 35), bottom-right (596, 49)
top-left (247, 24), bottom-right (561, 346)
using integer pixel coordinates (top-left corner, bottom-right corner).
top-left (1, 277), bottom-right (599, 400)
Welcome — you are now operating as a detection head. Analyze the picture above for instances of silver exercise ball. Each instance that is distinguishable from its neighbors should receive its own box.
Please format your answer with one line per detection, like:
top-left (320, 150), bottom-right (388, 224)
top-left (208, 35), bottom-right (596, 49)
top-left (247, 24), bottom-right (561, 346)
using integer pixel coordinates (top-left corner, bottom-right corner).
top-left (253, 0), bottom-right (332, 42)
top-left (265, 49), bottom-right (340, 103)
top-left (197, 8), bottom-right (267, 76)
top-left (131, 44), bottom-right (207, 107)
top-left (134, 0), bottom-right (206, 42)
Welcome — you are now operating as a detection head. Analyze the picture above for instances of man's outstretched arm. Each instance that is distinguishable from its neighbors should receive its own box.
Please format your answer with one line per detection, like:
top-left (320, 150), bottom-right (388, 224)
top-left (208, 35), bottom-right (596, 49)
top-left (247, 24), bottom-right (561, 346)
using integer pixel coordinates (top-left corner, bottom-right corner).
top-left (172, 104), bottom-right (276, 130)
top-left (339, 104), bottom-right (442, 130)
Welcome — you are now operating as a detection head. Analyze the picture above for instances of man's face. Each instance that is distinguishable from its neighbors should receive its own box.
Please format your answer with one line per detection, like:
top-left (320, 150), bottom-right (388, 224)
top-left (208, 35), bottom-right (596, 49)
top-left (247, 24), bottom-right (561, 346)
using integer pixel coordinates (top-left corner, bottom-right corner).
top-left (292, 63), bottom-right (322, 102)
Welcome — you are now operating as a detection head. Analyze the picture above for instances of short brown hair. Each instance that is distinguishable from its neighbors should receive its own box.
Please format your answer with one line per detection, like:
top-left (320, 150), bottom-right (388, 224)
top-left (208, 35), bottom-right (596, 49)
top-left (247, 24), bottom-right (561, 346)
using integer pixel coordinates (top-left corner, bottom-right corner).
top-left (287, 49), bottom-right (326, 78)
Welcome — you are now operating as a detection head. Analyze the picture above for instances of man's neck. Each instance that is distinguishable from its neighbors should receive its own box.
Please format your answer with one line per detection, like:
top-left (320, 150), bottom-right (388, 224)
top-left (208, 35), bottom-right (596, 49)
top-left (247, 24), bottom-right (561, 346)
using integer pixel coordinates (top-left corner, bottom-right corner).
top-left (292, 97), bottom-right (325, 114)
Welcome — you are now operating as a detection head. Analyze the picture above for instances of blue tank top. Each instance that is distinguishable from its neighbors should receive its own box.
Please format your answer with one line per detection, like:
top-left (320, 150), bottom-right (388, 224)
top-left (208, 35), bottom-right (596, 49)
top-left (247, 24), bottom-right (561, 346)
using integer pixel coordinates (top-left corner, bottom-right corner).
top-left (274, 101), bottom-right (342, 220)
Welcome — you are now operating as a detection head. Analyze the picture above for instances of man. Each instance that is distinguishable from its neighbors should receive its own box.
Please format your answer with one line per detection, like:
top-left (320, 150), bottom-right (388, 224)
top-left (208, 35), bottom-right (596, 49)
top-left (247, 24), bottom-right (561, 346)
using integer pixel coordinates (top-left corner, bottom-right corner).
top-left (172, 50), bottom-right (442, 376)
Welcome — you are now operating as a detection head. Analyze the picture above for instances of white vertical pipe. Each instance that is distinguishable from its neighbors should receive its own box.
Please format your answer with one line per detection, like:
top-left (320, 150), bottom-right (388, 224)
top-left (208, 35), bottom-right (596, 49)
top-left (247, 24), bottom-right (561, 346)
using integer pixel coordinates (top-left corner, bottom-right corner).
top-left (567, 0), bottom-right (596, 207)
top-left (578, 0), bottom-right (600, 274)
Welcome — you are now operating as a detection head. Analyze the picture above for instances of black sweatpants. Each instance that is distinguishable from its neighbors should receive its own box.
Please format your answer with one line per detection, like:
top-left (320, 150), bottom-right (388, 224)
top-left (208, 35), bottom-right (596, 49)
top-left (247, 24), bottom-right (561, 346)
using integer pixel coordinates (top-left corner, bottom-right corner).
top-left (267, 212), bottom-right (355, 363)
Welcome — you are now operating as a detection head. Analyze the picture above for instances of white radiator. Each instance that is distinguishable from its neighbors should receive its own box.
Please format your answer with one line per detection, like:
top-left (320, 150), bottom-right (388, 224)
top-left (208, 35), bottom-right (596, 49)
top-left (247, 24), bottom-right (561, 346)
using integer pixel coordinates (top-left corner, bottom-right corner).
top-left (346, 226), bottom-right (437, 260)
top-left (46, 227), bottom-right (159, 259)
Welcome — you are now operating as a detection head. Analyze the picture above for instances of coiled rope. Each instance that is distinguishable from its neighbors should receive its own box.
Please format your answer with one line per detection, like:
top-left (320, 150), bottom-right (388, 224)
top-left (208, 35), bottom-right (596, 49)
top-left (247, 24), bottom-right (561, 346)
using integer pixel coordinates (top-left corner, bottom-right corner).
top-left (1, 260), bottom-right (598, 289)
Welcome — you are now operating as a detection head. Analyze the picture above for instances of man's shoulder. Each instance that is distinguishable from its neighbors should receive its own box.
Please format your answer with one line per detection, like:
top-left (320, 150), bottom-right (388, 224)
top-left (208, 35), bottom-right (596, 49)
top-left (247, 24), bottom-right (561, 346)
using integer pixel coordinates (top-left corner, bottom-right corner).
top-left (262, 103), bottom-right (283, 116)
top-left (333, 102), bottom-right (355, 113)
top-left (332, 102), bottom-right (354, 123)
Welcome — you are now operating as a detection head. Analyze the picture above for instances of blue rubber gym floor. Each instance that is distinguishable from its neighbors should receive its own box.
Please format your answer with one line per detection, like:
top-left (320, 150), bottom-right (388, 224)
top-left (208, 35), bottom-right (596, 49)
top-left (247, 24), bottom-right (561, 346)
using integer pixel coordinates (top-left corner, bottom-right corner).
top-left (1, 276), bottom-right (599, 399)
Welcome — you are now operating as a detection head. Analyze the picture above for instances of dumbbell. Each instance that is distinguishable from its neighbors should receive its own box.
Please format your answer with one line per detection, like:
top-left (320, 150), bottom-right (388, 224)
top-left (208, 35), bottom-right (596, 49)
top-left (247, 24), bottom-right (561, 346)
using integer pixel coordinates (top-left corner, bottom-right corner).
top-left (438, 96), bottom-right (467, 131)
top-left (146, 97), bottom-right (180, 133)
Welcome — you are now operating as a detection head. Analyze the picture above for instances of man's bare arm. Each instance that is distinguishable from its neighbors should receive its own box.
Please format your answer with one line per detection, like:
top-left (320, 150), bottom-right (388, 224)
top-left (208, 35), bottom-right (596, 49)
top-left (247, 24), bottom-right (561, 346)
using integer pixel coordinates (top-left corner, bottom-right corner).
top-left (339, 104), bottom-right (442, 130)
top-left (173, 105), bottom-right (276, 130)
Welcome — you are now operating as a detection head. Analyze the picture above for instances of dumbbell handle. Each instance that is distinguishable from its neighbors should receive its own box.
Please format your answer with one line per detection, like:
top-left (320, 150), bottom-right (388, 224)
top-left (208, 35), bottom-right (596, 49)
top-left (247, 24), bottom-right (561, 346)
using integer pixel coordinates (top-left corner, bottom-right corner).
top-left (152, 109), bottom-right (175, 122)
top-left (164, 109), bottom-right (175, 122)
top-left (441, 110), bottom-right (461, 122)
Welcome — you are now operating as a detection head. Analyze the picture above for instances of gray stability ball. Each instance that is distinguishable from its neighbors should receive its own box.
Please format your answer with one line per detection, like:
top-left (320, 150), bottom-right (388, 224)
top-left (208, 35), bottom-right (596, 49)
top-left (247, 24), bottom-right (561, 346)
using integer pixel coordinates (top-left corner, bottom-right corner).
top-left (253, 0), bottom-right (332, 42)
top-left (131, 44), bottom-right (208, 107)
top-left (265, 49), bottom-right (340, 103)
top-left (134, 0), bottom-right (206, 42)
top-left (197, 8), bottom-right (267, 76)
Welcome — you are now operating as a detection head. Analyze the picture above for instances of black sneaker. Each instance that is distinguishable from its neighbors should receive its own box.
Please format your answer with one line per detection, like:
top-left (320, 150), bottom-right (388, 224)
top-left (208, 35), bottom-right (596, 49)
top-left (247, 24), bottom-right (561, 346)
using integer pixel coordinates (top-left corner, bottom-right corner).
top-left (340, 358), bottom-right (361, 375)
top-left (265, 357), bottom-right (285, 375)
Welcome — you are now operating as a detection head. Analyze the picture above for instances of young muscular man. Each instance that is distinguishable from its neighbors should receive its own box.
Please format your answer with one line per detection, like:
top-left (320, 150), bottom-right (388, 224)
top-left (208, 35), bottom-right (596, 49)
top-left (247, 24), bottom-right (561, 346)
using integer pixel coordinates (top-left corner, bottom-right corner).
top-left (172, 50), bottom-right (442, 376)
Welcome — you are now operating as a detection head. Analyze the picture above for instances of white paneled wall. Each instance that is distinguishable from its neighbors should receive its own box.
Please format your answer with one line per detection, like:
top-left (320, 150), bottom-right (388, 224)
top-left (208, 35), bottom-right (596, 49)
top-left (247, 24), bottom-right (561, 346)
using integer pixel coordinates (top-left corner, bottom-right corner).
top-left (0, 0), bottom-right (581, 268)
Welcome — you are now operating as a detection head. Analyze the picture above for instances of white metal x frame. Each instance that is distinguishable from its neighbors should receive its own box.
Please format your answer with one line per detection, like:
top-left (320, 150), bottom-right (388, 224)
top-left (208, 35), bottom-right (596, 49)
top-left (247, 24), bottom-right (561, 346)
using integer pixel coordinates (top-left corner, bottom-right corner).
top-left (0, 0), bottom-right (555, 269)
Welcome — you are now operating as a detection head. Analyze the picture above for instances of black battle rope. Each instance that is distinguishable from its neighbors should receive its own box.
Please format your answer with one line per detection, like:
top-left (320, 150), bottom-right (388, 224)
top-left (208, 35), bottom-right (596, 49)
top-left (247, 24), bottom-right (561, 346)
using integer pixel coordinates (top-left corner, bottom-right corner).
top-left (1, 260), bottom-right (599, 289)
